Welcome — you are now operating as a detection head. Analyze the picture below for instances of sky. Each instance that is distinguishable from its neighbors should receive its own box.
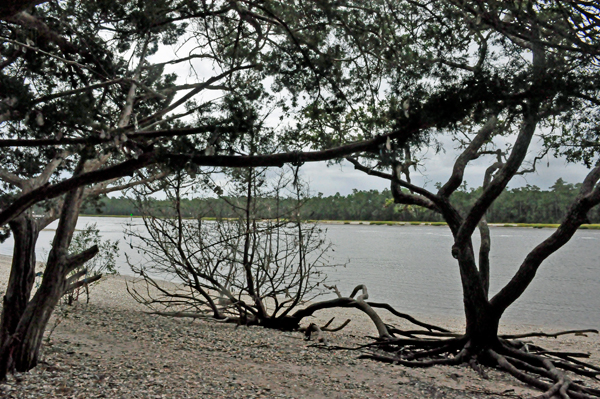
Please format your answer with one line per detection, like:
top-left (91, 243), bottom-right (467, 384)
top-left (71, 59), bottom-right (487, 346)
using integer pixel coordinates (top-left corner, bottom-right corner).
top-left (298, 140), bottom-right (591, 197)
top-left (147, 30), bottom-right (593, 198)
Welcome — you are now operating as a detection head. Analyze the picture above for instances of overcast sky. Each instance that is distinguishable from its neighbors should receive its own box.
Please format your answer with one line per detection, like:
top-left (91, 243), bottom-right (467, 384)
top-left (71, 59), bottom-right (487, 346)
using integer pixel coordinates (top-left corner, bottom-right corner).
top-left (151, 36), bottom-right (593, 198)
top-left (298, 140), bottom-right (591, 197)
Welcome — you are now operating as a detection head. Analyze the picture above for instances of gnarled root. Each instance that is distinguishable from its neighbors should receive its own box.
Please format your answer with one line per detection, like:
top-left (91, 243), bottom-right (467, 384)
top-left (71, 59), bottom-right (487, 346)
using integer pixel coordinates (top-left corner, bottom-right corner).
top-left (355, 326), bottom-right (600, 398)
top-left (493, 339), bottom-right (600, 398)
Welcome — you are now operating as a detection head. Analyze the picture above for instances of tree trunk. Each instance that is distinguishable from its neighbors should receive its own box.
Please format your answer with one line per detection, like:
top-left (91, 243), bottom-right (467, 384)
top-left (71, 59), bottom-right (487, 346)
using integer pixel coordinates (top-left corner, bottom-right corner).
top-left (11, 266), bottom-right (65, 371)
top-left (0, 215), bottom-right (39, 377)
top-left (2, 181), bottom-right (93, 374)
top-left (456, 244), bottom-right (501, 352)
top-left (463, 294), bottom-right (501, 352)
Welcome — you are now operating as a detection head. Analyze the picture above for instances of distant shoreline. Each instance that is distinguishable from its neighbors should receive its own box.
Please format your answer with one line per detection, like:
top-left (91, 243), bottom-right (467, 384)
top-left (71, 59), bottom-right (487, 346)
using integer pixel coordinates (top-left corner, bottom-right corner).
top-left (74, 214), bottom-right (600, 229)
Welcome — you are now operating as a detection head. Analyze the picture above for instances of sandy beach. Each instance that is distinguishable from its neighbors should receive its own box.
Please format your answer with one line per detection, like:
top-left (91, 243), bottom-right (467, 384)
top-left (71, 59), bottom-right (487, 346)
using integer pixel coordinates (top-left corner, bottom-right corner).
top-left (0, 254), bottom-right (599, 398)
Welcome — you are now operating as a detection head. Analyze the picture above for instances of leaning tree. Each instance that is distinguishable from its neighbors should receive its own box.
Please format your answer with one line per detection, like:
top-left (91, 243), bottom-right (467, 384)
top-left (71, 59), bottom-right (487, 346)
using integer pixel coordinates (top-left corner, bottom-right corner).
top-left (0, 0), bottom-right (435, 379)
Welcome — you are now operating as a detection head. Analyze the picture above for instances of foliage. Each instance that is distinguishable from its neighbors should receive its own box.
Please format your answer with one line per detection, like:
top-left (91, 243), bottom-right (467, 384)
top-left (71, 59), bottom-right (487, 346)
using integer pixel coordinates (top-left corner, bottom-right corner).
top-left (44, 223), bottom-right (118, 343)
top-left (67, 223), bottom-right (119, 288)
top-left (40, 222), bottom-right (119, 304)
top-left (84, 179), bottom-right (600, 224)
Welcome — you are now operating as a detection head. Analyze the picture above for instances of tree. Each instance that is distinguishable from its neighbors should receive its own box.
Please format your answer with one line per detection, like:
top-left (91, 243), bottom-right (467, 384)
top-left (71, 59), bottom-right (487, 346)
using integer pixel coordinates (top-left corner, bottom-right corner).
top-left (0, 0), bottom-right (426, 379)
top-left (336, 1), bottom-right (600, 397)
top-left (2, 1), bottom-right (597, 395)
top-left (0, 0), bottom-right (299, 377)
top-left (126, 167), bottom-right (328, 328)
top-left (126, 165), bottom-right (445, 339)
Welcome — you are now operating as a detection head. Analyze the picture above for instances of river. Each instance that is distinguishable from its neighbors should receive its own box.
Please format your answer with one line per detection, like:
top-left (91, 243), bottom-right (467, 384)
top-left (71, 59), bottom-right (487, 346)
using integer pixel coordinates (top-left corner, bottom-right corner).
top-left (1, 216), bottom-right (598, 329)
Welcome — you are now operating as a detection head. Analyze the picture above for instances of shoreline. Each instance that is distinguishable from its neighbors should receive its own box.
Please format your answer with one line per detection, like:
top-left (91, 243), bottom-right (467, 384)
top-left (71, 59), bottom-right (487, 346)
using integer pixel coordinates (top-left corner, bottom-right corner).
top-left (71, 215), bottom-right (600, 229)
top-left (1, 251), bottom-right (590, 334)
top-left (1, 254), bottom-right (599, 398)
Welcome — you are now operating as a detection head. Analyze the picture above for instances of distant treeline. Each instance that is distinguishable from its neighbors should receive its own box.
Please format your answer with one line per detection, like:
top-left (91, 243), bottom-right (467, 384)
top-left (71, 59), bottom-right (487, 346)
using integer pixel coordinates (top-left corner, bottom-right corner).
top-left (82, 178), bottom-right (600, 224)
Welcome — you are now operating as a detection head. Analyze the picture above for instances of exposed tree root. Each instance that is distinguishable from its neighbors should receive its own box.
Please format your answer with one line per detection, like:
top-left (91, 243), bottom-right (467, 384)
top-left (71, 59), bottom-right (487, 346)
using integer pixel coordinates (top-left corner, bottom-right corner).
top-left (349, 325), bottom-right (600, 398)
top-left (500, 329), bottom-right (599, 340)
top-left (359, 348), bottom-right (468, 367)
top-left (366, 302), bottom-right (450, 332)
top-left (385, 326), bottom-right (461, 338)
top-left (303, 323), bottom-right (328, 345)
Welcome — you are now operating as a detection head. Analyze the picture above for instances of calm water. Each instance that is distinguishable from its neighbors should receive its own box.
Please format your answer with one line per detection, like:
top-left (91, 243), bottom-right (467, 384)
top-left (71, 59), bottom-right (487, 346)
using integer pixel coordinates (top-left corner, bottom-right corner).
top-left (1, 216), bottom-right (598, 329)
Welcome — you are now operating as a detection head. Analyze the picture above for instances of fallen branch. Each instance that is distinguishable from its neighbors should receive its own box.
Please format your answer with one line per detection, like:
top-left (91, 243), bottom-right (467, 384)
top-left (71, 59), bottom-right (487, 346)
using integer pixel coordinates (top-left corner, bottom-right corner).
top-left (147, 311), bottom-right (215, 319)
top-left (304, 323), bottom-right (328, 345)
top-left (322, 319), bottom-right (351, 332)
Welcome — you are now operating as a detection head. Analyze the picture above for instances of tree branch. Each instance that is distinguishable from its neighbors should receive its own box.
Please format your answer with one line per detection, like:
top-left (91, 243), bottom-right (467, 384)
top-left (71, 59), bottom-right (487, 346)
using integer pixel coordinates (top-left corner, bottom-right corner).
top-left (65, 245), bottom-right (99, 274)
top-left (346, 157), bottom-right (439, 206)
top-left (490, 165), bottom-right (600, 314)
top-left (0, 1), bottom-right (48, 20)
top-left (0, 167), bottom-right (25, 189)
top-left (0, 119), bottom-right (425, 226)
top-left (135, 64), bottom-right (258, 128)
top-left (438, 115), bottom-right (497, 198)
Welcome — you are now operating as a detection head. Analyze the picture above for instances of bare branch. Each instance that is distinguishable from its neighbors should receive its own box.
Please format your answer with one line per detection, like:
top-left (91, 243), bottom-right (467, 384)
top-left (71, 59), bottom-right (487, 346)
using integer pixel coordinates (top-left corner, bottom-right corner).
top-left (490, 165), bottom-right (600, 314)
top-left (117, 39), bottom-right (149, 128)
top-left (64, 273), bottom-right (102, 295)
top-left (85, 171), bottom-right (169, 197)
top-left (32, 79), bottom-right (125, 104)
top-left (366, 302), bottom-right (450, 332)
top-left (65, 245), bottom-right (99, 274)
top-left (438, 115), bottom-right (497, 198)
top-left (135, 64), bottom-right (258, 128)
top-left (346, 157), bottom-right (439, 206)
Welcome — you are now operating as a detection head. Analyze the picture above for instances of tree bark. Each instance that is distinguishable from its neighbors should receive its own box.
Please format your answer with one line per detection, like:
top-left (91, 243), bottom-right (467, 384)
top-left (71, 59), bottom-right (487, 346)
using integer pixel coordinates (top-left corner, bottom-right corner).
top-left (0, 0), bottom-right (48, 20)
top-left (7, 181), bottom-right (95, 372)
top-left (0, 215), bottom-right (39, 376)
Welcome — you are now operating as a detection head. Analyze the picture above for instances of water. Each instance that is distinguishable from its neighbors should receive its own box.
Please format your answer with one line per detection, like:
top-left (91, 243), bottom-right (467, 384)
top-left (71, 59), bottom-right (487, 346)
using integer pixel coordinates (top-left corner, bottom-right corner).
top-left (322, 224), bottom-right (600, 330)
top-left (1, 216), bottom-right (598, 329)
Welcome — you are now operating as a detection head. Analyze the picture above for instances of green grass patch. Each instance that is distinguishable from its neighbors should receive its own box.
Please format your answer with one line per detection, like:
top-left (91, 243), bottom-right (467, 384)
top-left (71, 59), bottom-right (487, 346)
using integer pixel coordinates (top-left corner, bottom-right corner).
top-left (497, 223), bottom-right (559, 229)
top-left (80, 214), bottom-right (140, 218)
top-left (516, 223), bottom-right (559, 228)
top-left (78, 215), bottom-right (600, 230)
top-left (579, 224), bottom-right (600, 229)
